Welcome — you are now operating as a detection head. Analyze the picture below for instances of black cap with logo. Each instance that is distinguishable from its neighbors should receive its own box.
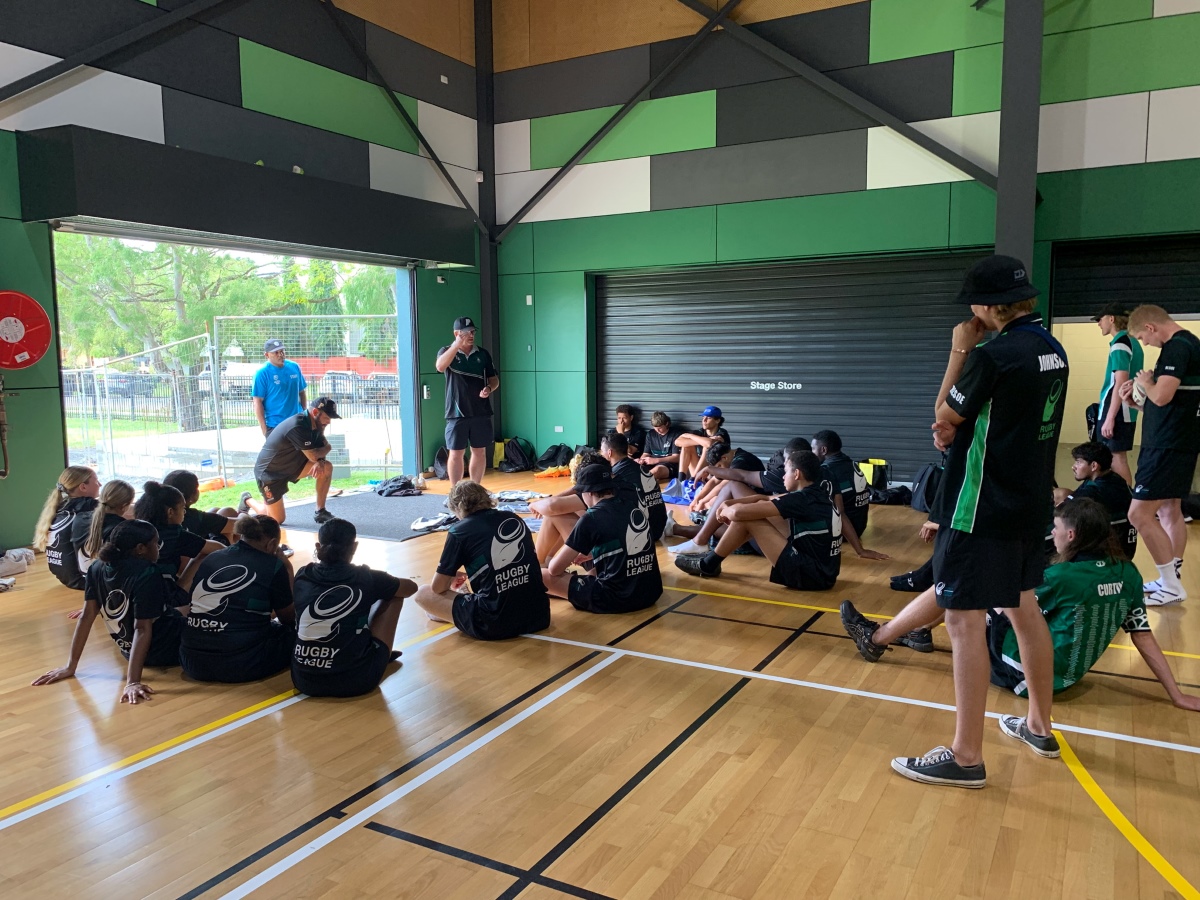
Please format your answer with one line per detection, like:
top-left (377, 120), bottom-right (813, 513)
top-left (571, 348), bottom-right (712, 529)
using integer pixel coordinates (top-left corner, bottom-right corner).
top-left (955, 255), bottom-right (1040, 306)
top-left (573, 462), bottom-right (614, 495)
top-left (1092, 302), bottom-right (1130, 322)
top-left (311, 397), bottom-right (341, 419)
top-left (453, 316), bottom-right (476, 332)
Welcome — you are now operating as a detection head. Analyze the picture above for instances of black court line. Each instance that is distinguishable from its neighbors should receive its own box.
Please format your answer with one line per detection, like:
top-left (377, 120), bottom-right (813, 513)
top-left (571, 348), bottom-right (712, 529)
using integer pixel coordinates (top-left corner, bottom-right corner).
top-left (178, 650), bottom-right (603, 900)
top-left (604, 594), bottom-right (696, 646)
top-left (491, 611), bottom-right (825, 900)
top-left (1087, 668), bottom-right (1200, 691)
top-left (363, 823), bottom-right (617, 900)
top-left (669, 607), bottom-right (800, 633)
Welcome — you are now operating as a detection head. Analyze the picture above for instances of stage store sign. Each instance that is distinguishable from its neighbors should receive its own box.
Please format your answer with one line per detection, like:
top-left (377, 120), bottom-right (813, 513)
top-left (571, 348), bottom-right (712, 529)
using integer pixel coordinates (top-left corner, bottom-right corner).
top-left (750, 381), bottom-right (803, 392)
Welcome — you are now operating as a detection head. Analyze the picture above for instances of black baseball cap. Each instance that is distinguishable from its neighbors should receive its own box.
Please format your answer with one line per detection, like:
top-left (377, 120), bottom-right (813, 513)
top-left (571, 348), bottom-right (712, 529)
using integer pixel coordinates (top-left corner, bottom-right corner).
top-left (453, 316), bottom-right (476, 332)
top-left (955, 255), bottom-right (1040, 306)
top-left (264, 338), bottom-right (285, 353)
top-left (573, 462), bottom-right (614, 495)
top-left (1092, 302), bottom-right (1130, 321)
top-left (311, 397), bottom-right (341, 419)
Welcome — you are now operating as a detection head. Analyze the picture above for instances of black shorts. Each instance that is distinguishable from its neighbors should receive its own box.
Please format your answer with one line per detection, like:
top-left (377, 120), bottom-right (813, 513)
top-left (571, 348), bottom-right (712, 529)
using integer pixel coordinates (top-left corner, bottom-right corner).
top-left (986, 611), bottom-right (1024, 691)
top-left (758, 469), bottom-right (787, 495)
top-left (452, 592), bottom-right (551, 640)
top-left (1133, 447), bottom-right (1198, 502)
top-left (445, 415), bottom-right (494, 451)
top-left (257, 478), bottom-right (289, 504)
top-left (648, 460), bottom-right (678, 479)
top-left (142, 611), bottom-right (184, 669)
top-left (1093, 416), bottom-right (1136, 453)
top-left (932, 526), bottom-right (1045, 611)
top-left (769, 545), bottom-right (836, 591)
top-left (567, 575), bottom-right (656, 614)
top-left (291, 637), bottom-right (391, 697)
top-left (180, 623), bottom-right (295, 683)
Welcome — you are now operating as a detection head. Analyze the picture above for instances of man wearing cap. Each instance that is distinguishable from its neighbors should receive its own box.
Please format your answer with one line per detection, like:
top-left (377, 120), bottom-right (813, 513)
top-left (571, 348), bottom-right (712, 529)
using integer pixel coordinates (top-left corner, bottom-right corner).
top-left (866, 255), bottom-right (1065, 789)
top-left (541, 461), bottom-right (662, 614)
top-left (1094, 303), bottom-right (1143, 484)
top-left (435, 317), bottom-right (499, 486)
top-left (240, 397), bottom-right (341, 526)
top-left (673, 406), bottom-right (730, 483)
top-left (253, 339), bottom-right (307, 437)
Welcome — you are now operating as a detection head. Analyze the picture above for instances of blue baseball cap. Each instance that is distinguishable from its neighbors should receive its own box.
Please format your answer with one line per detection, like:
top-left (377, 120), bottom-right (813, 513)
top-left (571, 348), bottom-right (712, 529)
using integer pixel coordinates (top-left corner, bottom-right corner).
top-left (701, 406), bottom-right (722, 418)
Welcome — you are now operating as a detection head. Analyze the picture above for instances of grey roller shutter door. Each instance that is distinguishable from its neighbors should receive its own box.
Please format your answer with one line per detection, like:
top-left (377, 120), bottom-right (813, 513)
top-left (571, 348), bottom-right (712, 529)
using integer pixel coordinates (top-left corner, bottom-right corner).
top-left (596, 252), bottom-right (986, 480)
top-left (1051, 235), bottom-right (1200, 320)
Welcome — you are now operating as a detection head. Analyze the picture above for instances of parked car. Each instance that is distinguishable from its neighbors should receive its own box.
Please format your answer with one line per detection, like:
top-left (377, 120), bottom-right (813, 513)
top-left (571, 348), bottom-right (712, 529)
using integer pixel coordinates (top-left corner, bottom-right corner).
top-left (318, 370), bottom-right (362, 403)
top-left (362, 372), bottom-right (399, 403)
top-left (102, 372), bottom-right (157, 398)
top-left (197, 362), bottom-right (258, 399)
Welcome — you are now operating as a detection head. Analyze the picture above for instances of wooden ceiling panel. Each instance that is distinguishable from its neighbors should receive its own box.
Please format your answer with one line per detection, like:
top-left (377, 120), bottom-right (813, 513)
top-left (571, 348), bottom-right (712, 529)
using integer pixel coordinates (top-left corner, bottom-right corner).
top-left (337, 0), bottom-right (476, 65)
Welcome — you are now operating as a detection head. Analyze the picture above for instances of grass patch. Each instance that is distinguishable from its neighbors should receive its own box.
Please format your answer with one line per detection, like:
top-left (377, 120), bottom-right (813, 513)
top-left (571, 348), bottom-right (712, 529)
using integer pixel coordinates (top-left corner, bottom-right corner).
top-left (199, 470), bottom-right (395, 510)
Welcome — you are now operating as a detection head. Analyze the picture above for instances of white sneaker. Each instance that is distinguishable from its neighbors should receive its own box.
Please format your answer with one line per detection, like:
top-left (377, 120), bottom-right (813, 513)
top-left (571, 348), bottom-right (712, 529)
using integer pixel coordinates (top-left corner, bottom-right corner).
top-left (670, 539), bottom-right (706, 555)
top-left (1144, 578), bottom-right (1163, 593)
top-left (1145, 587), bottom-right (1186, 606)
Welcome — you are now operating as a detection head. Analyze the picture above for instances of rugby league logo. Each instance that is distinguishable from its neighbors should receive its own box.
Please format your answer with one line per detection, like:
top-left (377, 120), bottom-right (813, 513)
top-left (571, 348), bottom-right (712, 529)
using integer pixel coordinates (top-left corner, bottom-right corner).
top-left (298, 585), bottom-right (361, 641)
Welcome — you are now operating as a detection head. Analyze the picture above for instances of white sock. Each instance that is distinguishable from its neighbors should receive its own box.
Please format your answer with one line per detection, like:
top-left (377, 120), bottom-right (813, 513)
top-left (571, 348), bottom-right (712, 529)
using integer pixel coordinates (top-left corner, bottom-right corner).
top-left (1156, 561), bottom-right (1183, 593)
top-left (1174, 557), bottom-right (1183, 577)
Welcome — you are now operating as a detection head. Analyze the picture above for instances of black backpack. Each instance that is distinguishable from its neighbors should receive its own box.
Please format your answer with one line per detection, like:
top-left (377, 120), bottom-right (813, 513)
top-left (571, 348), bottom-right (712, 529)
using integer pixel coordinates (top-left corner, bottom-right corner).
top-left (375, 476), bottom-right (420, 497)
top-left (911, 457), bottom-right (945, 514)
top-left (870, 485), bottom-right (912, 506)
top-left (535, 443), bottom-right (573, 470)
top-left (433, 447), bottom-right (450, 480)
top-left (498, 436), bottom-right (537, 473)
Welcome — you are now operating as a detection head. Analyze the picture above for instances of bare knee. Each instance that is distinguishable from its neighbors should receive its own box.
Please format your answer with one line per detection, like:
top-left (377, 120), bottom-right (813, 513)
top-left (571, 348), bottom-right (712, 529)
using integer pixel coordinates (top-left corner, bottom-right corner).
top-left (1129, 501), bottom-right (1158, 529)
top-left (943, 608), bottom-right (985, 641)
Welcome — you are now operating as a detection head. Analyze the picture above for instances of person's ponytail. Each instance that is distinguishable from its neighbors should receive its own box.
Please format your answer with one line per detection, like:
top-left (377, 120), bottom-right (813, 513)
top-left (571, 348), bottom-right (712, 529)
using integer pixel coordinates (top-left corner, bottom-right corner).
top-left (98, 519), bottom-right (158, 564)
top-left (85, 480), bottom-right (135, 559)
top-left (33, 466), bottom-right (93, 551)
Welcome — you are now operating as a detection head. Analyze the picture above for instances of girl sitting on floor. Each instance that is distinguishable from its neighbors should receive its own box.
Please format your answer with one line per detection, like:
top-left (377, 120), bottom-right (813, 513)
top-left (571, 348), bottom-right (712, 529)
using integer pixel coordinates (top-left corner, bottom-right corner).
top-left (134, 481), bottom-right (222, 598)
top-left (34, 466), bottom-right (100, 590)
top-left (163, 470), bottom-right (239, 545)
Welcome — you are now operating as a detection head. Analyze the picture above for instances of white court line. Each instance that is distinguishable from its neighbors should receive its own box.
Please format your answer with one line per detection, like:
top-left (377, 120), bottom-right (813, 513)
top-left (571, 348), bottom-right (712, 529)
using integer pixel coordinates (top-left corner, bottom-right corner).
top-left (527, 633), bottom-right (1200, 758)
top-left (0, 627), bottom-right (457, 832)
top-left (219, 651), bottom-right (622, 899)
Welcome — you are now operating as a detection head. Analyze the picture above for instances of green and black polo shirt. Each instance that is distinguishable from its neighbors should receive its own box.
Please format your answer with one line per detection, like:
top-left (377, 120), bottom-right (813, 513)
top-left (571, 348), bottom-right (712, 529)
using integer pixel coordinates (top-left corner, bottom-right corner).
top-left (439, 345), bottom-right (497, 419)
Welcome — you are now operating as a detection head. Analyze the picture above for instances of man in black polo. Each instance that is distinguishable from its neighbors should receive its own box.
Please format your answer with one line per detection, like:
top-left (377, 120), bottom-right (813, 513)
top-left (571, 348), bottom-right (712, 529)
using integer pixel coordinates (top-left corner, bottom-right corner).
top-left (880, 256), bottom-right (1065, 788)
top-left (811, 430), bottom-right (888, 561)
top-left (435, 316), bottom-right (499, 486)
top-left (637, 411), bottom-right (684, 480)
top-left (239, 397), bottom-right (340, 526)
top-left (602, 431), bottom-right (666, 541)
top-left (1055, 441), bottom-right (1137, 561)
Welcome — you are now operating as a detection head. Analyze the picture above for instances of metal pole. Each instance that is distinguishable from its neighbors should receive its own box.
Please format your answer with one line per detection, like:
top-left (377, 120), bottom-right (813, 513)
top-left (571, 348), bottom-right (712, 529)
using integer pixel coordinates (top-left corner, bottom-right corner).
top-left (209, 331), bottom-right (229, 485)
top-left (102, 363), bottom-right (116, 481)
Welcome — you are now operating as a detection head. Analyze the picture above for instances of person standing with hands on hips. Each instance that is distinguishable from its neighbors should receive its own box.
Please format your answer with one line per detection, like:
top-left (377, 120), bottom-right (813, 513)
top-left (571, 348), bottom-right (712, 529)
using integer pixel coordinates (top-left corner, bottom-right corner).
top-left (253, 338), bottom-right (307, 437)
top-left (435, 316), bottom-right (499, 487)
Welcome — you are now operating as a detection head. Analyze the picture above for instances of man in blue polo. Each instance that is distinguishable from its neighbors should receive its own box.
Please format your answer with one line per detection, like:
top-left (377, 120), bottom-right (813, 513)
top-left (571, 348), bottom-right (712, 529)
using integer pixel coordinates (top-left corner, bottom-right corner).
top-left (253, 338), bottom-right (307, 437)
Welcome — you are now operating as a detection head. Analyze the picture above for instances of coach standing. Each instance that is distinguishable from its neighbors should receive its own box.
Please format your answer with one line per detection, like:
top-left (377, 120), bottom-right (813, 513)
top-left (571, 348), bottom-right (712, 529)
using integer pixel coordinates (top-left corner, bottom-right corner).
top-left (435, 316), bottom-right (499, 486)
top-left (253, 338), bottom-right (307, 437)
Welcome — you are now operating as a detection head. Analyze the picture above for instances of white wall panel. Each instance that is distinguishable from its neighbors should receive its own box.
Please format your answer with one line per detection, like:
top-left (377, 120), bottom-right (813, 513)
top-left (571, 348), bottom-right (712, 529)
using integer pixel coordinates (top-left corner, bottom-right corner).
top-left (496, 168), bottom-right (557, 223)
top-left (0, 42), bottom-right (163, 144)
top-left (866, 126), bottom-right (971, 189)
top-left (1037, 94), bottom-right (1148, 172)
top-left (911, 111), bottom-right (1000, 173)
top-left (416, 100), bottom-right (477, 171)
top-left (521, 157), bottom-right (651, 223)
top-left (1154, 0), bottom-right (1200, 16)
top-left (370, 143), bottom-right (479, 210)
top-left (494, 119), bottom-right (531, 174)
top-left (1147, 85), bottom-right (1200, 162)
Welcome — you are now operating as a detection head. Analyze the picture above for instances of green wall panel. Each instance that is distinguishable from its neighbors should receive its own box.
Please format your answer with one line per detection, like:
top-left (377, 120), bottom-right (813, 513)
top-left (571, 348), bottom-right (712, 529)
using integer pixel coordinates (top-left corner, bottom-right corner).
top-left (949, 181), bottom-right (995, 248)
top-left (0, 130), bottom-right (19, 220)
top-left (0, 221), bottom-right (59, 391)
top-left (535, 371), bottom-right (589, 451)
top-left (1032, 240), bottom-right (1052, 320)
top-left (499, 275), bottom-right (536, 372)
top-left (497, 223), bottom-right (534, 275)
top-left (415, 268), bottom-right (482, 373)
top-left (529, 92), bottom-right (716, 170)
top-left (1042, 14), bottom-right (1200, 104)
top-left (953, 44), bottom-right (1002, 116)
top-left (0, 388), bottom-right (67, 550)
top-left (240, 40), bottom-right (419, 153)
top-left (716, 185), bottom-right (951, 263)
top-left (533, 207), bottom-right (716, 273)
top-left (500, 370), bottom-right (537, 445)
top-left (1035, 159), bottom-right (1200, 241)
top-left (533, 272), bottom-right (587, 372)
top-left (418, 371), bottom-right (446, 465)
top-left (1043, 0), bottom-right (1152, 35)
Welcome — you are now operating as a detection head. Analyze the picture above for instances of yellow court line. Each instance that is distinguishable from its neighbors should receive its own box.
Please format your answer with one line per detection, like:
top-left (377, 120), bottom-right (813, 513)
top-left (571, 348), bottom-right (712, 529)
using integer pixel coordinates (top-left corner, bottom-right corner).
top-left (1057, 731), bottom-right (1200, 900)
top-left (668, 586), bottom-right (1200, 659)
top-left (0, 623), bottom-right (452, 822)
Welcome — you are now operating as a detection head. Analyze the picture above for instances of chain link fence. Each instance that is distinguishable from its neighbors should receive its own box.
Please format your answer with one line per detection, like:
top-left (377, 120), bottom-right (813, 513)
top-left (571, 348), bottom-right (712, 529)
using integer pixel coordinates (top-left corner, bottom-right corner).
top-left (63, 316), bottom-right (403, 486)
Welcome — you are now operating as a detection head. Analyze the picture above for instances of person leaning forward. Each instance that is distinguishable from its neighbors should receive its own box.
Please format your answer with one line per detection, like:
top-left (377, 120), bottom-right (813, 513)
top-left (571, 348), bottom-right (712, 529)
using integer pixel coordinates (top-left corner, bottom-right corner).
top-left (435, 316), bottom-right (499, 487)
top-left (240, 397), bottom-right (341, 526)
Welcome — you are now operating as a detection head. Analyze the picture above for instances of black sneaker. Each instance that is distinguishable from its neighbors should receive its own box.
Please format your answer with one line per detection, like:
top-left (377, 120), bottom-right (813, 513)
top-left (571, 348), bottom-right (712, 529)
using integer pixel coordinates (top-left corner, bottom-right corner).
top-left (313, 507), bottom-right (335, 525)
top-left (839, 600), bottom-right (888, 662)
top-left (891, 746), bottom-right (986, 788)
top-left (674, 553), bottom-right (721, 578)
top-left (237, 490), bottom-right (253, 514)
top-left (998, 715), bottom-right (1060, 758)
top-left (890, 571), bottom-right (920, 592)
top-left (895, 628), bottom-right (934, 653)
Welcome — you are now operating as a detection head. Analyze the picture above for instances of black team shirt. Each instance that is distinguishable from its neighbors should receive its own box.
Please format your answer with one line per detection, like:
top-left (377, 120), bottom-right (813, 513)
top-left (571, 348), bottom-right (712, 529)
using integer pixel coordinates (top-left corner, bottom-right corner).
top-left (46, 497), bottom-right (98, 589)
top-left (643, 427), bottom-right (684, 459)
top-left (183, 507), bottom-right (231, 544)
top-left (255, 412), bottom-right (328, 484)
top-left (1070, 472), bottom-right (1138, 560)
top-left (612, 458), bottom-right (667, 540)
top-left (1141, 329), bottom-right (1200, 451)
top-left (439, 345), bottom-right (497, 419)
top-left (820, 451), bottom-right (870, 536)
top-left (185, 542), bottom-right (293, 654)
top-left (933, 314), bottom-right (1068, 538)
top-left (293, 562), bottom-right (400, 676)
top-left (84, 557), bottom-right (184, 665)
top-left (771, 483), bottom-right (842, 590)
top-left (566, 495), bottom-right (662, 612)
top-left (436, 510), bottom-right (550, 637)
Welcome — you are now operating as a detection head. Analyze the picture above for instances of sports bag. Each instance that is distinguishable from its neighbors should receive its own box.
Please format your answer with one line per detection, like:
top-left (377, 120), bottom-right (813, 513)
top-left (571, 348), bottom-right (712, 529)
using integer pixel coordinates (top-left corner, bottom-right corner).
top-left (433, 446), bottom-right (450, 480)
top-left (498, 436), bottom-right (537, 473)
top-left (911, 456), bottom-right (945, 514)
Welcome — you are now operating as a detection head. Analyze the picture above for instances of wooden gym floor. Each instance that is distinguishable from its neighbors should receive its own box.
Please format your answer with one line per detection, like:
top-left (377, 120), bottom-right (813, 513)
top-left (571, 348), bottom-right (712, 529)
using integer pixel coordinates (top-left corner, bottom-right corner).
top-left (2, 472), bottom-right (1199, 899)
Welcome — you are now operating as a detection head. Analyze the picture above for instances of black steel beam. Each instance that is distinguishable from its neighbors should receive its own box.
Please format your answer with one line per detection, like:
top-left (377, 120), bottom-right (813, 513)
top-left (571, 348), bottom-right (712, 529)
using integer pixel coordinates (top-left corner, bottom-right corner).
top-left (0, 0), bottom-right (240, 105)
top-left (673, 0), bottom-right (998, 190)
top-left (494, 0), bottom-right (745, 242)
top-left (320, 0), bottom-right (489, 238)
top-left (475, 0), bottom-right (502, 432)
top-left (994, 0), bottom-right (1044, 262)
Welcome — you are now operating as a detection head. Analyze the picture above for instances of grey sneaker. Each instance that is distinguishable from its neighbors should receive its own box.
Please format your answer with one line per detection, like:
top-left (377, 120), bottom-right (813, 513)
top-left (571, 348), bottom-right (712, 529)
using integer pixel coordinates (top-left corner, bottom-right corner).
top-left (891, 746), bottom-right (986, 788)
top-left (674, 553), bottom-right (721, 578)
top-left (895, 628), bottom-right (934, 653)
top-left (998, 715), bottom-right (1060, 758)
top-left (237, 490), bottom-right (253, 514)
top-left (313, 507), bottom-right (335, 525)
top-left (840, 600), bottom-right (888, 662)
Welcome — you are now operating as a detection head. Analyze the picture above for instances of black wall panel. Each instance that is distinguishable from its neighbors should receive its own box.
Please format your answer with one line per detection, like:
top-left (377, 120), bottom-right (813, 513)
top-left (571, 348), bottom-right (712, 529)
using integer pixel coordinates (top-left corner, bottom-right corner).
top-left (494, 45), bottom-right (650, 122)
top-left (717, 77), bottom-right (875, 146)
top-left (1051, 235), bottom-right (1200, 320)
top-left (104, 21), bottom-right (242, 107)
top-left (748, 3), bottom-right (870, 72)
top-left (366, 23), bottom-right (477, 119)
top-left (162, 88), bottom-right (370, 189)
top-left (597, 253), bottom-right (987, 478)
top-left (648, 31), bottom-right (793, 99)
top-left (831, 52), bottom-right (954, 124)
top-left (0, 0), bottom-right (157, 57)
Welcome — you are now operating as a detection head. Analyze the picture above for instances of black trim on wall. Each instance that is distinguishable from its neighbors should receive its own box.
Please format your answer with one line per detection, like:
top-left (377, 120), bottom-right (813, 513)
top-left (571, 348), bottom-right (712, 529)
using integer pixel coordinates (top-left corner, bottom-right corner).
top-left (18, 125), bottom-right (476, 264)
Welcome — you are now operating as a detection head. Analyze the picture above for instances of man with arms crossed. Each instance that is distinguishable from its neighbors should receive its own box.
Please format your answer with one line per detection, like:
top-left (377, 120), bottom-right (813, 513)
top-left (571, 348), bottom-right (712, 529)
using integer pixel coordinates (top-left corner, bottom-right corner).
top-left (240, 398), bottom-right (340, 526)
top-left (637, 411), bottom-right (683, 480)
top-left (1093, 303), bottom-right (1143, 484)
top-left (253, 338), bottom-right (307, 438)
top-left (881, 255), bottom-right (1064, 788)
top-left (1119, 304), bottom-right (1200, 605)
top-left (435, 316), bottom-right (499, 487)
